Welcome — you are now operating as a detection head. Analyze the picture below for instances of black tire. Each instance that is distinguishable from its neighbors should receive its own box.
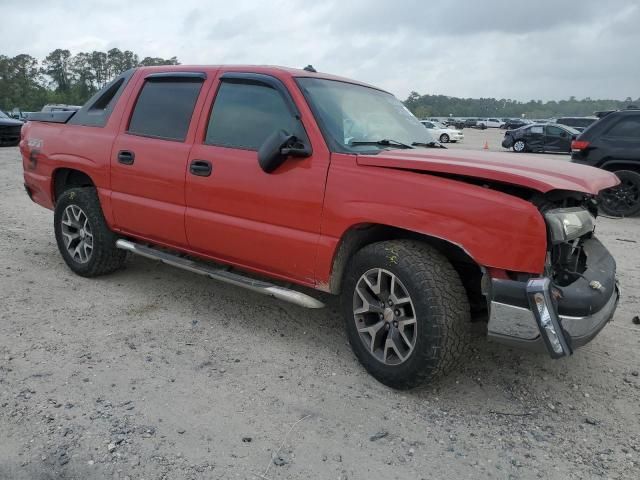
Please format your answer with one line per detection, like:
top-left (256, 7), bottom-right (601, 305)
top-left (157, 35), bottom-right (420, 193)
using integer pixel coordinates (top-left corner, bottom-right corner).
top-left (512, 139), bottom-right (526, 153)
top-left (54, 187), bottom-right (127, 277)
top-left (598, 170), bottom-right (640, 217)
top-left (439, 133), bottom-right (450, 143)
top-left (341, 240), bottom-right (470, 389)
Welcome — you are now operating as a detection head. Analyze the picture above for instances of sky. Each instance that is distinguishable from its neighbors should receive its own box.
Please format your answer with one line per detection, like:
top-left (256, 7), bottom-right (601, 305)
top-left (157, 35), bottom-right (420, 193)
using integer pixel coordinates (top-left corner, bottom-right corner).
top-left (1, 0), bottom-right (639, 101)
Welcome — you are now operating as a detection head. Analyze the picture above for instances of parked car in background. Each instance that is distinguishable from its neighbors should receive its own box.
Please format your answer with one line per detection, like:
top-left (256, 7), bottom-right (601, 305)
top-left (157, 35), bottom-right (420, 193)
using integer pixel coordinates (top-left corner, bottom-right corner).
top-left (9, 109), bottom-right (35, 121)
top-left (571, 108), bottom-right (640, 217)
top-left (502, 123), bottom-right (578, 153)
top-left (41, 104), bottom-right (82, 113)
top-left (477, 118), bottom-right (505, 128)
top-left (554, 117), bottom-right (597, 133)
top-left (0, 109), bottom-right (23, 146)
top-left (502, 119), bottom-right (530, 130)
top-left (420, 120), bottom-right (464, 143)
top-left (443, 118), bottom-right (465, 129)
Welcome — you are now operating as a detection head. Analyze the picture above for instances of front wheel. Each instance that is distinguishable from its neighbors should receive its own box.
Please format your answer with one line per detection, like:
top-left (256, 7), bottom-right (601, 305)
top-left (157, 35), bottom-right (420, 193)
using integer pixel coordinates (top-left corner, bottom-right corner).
top-left (598, 170), bottom-right (640, 217)
top-left (54, 187), bottom-right (127, 277)
top-left (341, 240), bottom-right (470, 389)
top-left (513, 139), bottom-right (526, 152)
top-left (439, 133), bottom-right (450, 143)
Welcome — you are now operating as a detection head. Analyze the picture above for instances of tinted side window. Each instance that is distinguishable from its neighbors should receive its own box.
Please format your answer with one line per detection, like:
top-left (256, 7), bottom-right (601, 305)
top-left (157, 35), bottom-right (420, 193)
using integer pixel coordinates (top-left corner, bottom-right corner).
top-left (546, 125), bottom-right (565, 136)
top-left (205, 81), bottom-right (296, 150)
top-left (605, 116), bottom-right (640, 138)
top-left (128, 79), bottom-right (203, 141)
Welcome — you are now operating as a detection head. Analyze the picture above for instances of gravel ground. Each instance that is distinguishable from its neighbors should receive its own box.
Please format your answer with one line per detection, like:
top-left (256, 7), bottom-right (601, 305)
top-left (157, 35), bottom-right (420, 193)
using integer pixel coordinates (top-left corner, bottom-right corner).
top-left (1, 145), bottom-right (639, 480)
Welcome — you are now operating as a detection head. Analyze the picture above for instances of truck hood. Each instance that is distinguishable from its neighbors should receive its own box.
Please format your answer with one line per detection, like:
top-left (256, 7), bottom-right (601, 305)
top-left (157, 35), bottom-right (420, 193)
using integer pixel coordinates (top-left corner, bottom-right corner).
top-left (356, 148), bottom-right (619, 194)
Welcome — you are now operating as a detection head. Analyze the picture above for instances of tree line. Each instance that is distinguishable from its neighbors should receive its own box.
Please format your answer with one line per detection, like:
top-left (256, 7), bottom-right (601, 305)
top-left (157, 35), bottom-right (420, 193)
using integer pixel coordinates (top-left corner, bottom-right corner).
top-left (0, 48), bottom-right (179, 111)
top-left (2, 50), bottom-right (638, 118)
top-left (403, 92), bottom-right (639, 119)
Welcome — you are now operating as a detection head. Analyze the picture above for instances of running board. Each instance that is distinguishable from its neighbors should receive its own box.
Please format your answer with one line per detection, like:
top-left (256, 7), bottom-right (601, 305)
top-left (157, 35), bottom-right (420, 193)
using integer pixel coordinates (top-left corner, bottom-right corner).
top-left (115, 239), bottom-right (325, 309)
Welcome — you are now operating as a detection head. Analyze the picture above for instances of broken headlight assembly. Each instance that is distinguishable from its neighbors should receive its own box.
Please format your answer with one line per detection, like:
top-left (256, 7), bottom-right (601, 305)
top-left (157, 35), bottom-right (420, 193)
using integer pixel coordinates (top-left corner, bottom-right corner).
top-left (544, 207), bottom-right (595, 244)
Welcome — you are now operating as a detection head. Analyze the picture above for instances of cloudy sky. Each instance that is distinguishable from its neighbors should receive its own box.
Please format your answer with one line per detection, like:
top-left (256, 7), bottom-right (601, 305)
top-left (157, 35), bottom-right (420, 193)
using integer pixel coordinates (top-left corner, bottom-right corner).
top-left (2, 0), bottom-right (639, 101)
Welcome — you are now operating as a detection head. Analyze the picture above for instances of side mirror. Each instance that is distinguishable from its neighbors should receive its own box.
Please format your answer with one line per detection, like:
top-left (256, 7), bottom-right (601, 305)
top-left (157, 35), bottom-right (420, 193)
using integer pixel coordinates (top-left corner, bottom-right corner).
top-left (258, 130), bottom-right (311, 173)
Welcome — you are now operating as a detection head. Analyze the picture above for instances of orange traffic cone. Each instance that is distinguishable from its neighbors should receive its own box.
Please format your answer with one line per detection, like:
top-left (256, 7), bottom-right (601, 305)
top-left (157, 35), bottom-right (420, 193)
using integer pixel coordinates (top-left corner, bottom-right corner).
top-left (483, 141), bottom-right (489, 150)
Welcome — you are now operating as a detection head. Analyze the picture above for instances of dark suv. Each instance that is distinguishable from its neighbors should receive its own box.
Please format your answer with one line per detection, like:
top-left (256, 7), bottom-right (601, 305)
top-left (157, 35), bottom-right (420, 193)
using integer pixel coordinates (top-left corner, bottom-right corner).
top-left (571, 109), bottom-right (640, 217)
top-left (555, 117), bottom-right (597, 133)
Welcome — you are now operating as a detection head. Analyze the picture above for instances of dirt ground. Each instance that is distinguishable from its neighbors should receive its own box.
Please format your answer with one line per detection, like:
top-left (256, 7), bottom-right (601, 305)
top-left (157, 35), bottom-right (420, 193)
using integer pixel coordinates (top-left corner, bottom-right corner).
top-left (1, 145), bottom-right (639, 480)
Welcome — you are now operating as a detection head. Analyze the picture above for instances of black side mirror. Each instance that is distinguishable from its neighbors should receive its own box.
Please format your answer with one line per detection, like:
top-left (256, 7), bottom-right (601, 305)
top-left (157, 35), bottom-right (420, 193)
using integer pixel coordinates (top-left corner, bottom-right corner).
top-left (258, 130), bottom-right (311, 173)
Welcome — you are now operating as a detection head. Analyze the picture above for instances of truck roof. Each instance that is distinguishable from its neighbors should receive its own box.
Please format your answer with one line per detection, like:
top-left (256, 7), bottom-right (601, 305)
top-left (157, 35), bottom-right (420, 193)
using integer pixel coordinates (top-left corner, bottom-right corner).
top-left (134, 65), bottom-right (384, 92)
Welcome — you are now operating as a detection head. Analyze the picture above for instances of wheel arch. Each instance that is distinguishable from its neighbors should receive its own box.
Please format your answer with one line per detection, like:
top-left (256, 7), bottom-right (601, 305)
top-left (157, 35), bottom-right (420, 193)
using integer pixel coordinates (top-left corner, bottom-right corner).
top-left (327, 223), bottom-right (485, 315)
top-left (52, 168), bottom-right (96, 203)
top-left (600, 160), bottom-right (640, 174)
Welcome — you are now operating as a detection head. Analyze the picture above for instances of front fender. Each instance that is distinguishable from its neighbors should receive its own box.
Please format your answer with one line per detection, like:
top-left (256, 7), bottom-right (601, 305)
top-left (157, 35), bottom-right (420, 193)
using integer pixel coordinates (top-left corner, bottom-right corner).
top-left (316, 155), bottom-right (547, 286)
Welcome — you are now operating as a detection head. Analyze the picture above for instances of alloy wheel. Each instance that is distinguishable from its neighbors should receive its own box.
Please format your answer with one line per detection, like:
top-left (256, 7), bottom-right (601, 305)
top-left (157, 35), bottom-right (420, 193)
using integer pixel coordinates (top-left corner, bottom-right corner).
top-left (513, 140), bottom-right (525, 152)
top-left (352, 268), bottom-right (417, 365)
top-left (600, 179), bottom-right (640, 216)
top-left (60, 205), bottom-right (94, 263)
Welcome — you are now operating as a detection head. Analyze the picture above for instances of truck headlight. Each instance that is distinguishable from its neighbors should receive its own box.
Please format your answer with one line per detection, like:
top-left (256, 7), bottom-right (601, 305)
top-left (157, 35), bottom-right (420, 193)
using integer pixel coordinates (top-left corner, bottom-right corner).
top-left (544, 207), bottom-right (595, 244)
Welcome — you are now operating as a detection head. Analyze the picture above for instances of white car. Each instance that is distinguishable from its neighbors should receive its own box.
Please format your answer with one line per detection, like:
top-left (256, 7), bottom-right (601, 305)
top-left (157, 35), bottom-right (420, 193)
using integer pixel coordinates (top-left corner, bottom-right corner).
top-left (477, 118), bottom-right (505, 128)
top-left (420, 120), bottom-right (464, 143)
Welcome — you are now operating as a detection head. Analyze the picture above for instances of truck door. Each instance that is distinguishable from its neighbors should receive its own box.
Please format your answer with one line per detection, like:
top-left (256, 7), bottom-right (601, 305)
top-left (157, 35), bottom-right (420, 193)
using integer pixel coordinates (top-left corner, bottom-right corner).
top-left (110, 72), bottom-right (208, 247)
top-left (185, 73), bottom-right (330, 285)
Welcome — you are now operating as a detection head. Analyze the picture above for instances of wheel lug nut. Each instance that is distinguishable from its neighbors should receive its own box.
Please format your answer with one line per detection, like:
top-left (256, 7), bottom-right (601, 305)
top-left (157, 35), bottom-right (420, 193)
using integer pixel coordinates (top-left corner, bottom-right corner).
top-left (394, 309), bottom-right (400, 316)
top-left (388, 300), bottom-right (393, 306)
top-left (393, 321), bottom-right (398, 327)
top-left (379, 314), bottom-right (384, 320)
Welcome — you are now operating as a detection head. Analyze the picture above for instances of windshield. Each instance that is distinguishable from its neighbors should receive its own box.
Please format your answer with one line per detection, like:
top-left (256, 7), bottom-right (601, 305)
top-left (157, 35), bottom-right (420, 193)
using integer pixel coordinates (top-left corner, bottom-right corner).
top-left (296, 78), bottom-right (434, 153)
top-left (0, 110), bottom-right (9, 119)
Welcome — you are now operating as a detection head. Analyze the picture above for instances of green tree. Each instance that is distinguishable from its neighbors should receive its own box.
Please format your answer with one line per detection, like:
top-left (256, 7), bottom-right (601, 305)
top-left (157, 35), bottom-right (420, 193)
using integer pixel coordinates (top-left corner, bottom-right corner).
top-left (42, 49), bottom-right (72, 92)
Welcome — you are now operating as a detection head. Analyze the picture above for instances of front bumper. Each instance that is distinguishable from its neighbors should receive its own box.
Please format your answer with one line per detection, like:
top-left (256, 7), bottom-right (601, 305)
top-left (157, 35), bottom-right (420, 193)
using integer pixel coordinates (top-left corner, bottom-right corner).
top-left (486, 237), bottom-right (619, 357)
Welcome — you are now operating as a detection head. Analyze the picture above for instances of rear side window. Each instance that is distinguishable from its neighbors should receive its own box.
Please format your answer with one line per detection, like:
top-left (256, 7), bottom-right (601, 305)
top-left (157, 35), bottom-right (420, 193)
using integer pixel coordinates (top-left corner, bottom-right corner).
top-left (128, 79), bottom-right (203, 141)
top-left (546, 125), bottom-right (565, 136)
top-left (205, 81), bottom-right (297, 150)
top-left (604, 116), bottom-right (640, 138)
top-left (69, 70), bottom-right (134, 127)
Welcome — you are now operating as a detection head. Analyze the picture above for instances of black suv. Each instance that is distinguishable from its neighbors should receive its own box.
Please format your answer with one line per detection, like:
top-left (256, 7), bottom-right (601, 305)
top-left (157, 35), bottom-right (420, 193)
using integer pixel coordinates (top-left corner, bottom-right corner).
top-left (555, 117), bottom-right (597, 133)
top-left (0, 109), bottom-right (23, 147)
top-left (571, 109), bottom-right (640, 217)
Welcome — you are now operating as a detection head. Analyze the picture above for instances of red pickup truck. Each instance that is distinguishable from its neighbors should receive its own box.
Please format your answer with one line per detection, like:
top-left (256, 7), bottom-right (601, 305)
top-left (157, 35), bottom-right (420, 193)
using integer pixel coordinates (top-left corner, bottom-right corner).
top-left (20, 65), bottom-right (620, 389)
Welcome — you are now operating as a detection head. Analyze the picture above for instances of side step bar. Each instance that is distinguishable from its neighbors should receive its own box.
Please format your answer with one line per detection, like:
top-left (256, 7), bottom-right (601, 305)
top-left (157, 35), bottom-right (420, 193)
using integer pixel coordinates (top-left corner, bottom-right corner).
top-left (115, 239), bottom-right (325, 309)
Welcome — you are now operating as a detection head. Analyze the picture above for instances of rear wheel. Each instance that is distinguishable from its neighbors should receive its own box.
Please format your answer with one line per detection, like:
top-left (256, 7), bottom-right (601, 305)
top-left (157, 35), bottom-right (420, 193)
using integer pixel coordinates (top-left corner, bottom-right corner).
top-left (341, 240), bottom-right (470, 389)
top-left (439, 133), bottom-right (450, 143)
top-left (598, 170), bottom-right (640, 217)
top-left (54, 187), bottom-right (127, 277)
top-left (513, 139), bottom-right (526, 152)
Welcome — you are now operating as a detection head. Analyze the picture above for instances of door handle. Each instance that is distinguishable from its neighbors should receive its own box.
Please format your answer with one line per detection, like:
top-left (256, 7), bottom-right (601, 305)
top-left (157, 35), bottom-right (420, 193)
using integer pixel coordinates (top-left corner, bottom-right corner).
top-left (189, 159), bottom-right (212, 177)
top-left (117, 150), bottom-right (135, 165)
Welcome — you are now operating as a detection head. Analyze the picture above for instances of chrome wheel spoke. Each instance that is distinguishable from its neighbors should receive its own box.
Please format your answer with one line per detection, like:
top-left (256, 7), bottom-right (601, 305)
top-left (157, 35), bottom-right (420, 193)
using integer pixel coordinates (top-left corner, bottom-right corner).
top-left (61, 204), bottom-right (93, 264)
top-left (358, 320), bottom-right (386, 353)
top-left (352, 267), bottom-right (417, 366)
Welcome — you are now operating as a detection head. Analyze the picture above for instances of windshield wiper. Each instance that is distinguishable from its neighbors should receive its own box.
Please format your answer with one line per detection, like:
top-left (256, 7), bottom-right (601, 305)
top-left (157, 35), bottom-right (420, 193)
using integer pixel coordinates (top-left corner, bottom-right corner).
top-left (350, 139), bottom-right (414, 149)
top-left (412, 141), bottom-right (447, 149)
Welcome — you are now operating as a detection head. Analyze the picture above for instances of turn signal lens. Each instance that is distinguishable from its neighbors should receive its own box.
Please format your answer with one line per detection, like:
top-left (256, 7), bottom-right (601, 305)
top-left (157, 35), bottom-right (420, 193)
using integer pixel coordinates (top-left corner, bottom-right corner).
top-left (533, 293), bottom-right (564, 355)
